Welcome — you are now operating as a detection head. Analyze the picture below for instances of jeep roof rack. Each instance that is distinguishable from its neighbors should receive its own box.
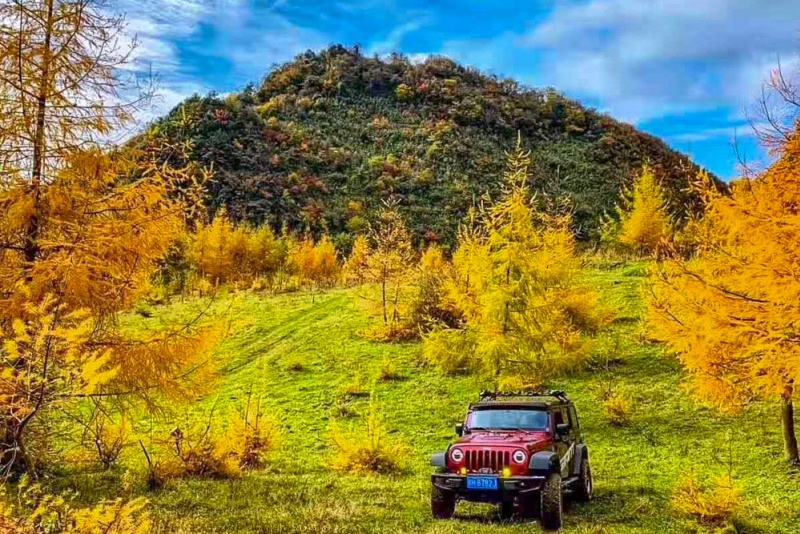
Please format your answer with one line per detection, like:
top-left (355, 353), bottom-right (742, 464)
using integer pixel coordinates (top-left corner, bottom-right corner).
top-left (477, 390), bottom-right (570, 404)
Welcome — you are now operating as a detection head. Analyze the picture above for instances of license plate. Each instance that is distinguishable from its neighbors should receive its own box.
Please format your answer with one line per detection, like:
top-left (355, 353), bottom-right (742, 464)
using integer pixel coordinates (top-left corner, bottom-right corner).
top-left (466, 476), bottom-right (499, 490)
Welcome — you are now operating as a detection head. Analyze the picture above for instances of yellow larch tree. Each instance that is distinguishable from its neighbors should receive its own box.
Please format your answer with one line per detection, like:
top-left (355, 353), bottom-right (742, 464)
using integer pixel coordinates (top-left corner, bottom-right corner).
top-left (287, 234), bottom-right (340, 296)
top-left (0, 0), bottom-right (154, 267)
top-left (189, 213), bottom-right (239, 284)
top-left (312, 235), bottom-right (341, 289)
top-left (603, 166), bottom-right (672, 256)
top-left (0, 150), bottom-right (216, 476)
top-left (343, 235), bottom-right (370, 286)
top-left (366, 202), bottom-right (413, 332)
top-left (0, 0), bottom-right (216, 476)
top-left (423, 138), bottom-right (603, 385)
top-left (648, 128), bottom-right (800, 464)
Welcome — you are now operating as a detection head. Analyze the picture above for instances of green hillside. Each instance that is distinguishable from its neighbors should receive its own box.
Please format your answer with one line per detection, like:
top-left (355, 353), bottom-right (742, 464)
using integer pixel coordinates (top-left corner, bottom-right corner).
top-left (55, 263), bottom-right (800, 533)
top-left (139, 46), bottom-right (718, 246)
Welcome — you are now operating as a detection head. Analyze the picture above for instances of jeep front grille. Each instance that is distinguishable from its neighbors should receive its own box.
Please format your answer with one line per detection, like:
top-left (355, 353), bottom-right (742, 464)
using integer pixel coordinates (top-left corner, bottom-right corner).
top-left (464, 449), bottom-right (510, 472)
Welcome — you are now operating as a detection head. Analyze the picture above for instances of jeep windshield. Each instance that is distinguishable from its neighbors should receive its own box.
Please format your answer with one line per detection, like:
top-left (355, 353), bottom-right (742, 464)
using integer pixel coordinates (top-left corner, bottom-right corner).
top-left (466, 408), bottom-right (549, 431)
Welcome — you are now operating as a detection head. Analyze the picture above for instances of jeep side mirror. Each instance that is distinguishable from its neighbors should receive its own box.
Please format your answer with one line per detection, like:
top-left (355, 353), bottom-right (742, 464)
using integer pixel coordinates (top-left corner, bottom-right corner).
top-left (556, 423), bottom-right (570, 437)
top-left (455, 423), bottom-right (464, 436)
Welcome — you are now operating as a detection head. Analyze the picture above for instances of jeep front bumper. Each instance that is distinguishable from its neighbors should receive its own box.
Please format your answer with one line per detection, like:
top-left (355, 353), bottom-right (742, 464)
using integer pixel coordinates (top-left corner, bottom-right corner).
top-left (431, 474), bottom-right (545, 502)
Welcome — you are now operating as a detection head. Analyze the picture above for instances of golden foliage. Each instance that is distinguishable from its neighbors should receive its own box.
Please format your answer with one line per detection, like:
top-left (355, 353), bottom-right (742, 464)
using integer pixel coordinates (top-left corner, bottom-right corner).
top-left (189, 213), bottom-right (286, 286)
top-left (648, 129), bottom-right (800, 462)
top-left (89, 415), bottom-right (130, 470)
top-left (142, 403), bottom-right (280, 484)
top-left (0, 0), bottom-right (218, 475)
top-left (365, 203), bottom-right (414, 332)
top-left (603, 166), bottom-right (672, 256)
top-left (168, 423), bottom-right (241, 479)
top-left (227, 404), bottom-right (281, 470)
top-left (377, 358), bottom-right (400, 381)
top-left (602, 392), bottom-right (633, 426)
top-left (287, 235), bottom-right (341, 291)
top-left (648, 134), bottom-right (800, 410)
top-left (0, 150), bottom-right (218, 474)
top-left (423, 139), bottom-right (600, 384)
top-left (1, 478), bottom-right (151, 534)
top-left (343, 235), bottom-right (370, 286)
top-left (670, 475), bottom-right (741, 527)
top-left (330, 400), bottom-right (407, 474)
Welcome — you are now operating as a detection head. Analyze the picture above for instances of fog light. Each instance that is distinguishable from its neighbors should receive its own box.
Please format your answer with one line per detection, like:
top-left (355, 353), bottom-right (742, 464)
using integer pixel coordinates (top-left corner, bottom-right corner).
top-left (502, 467), bottom-right (511, 478)
top-left (460, 467), bottom-right (467, 475)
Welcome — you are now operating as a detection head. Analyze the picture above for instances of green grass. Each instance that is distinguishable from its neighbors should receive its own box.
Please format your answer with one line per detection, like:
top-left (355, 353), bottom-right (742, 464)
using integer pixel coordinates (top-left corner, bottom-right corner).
top-left (52, 264), bottom-right (800, 533)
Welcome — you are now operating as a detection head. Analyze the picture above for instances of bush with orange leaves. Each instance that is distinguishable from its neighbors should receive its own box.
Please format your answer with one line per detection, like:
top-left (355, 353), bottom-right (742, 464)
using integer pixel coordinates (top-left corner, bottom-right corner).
top-left (670, 474), bottom-right (741, 527)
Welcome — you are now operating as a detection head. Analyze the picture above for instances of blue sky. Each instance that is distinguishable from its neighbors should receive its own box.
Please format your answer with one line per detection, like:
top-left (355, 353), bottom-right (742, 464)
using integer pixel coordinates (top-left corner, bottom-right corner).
top-left (121, 0), bottom-right (800, 179)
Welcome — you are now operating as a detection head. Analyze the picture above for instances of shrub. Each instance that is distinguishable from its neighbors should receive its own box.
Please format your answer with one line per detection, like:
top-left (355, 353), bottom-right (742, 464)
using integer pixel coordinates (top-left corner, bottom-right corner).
top-left (422, 328), bottom-right (476, 374)
top-left (169, 425), bottom-right (241, 479)
top-left (377, 358), bottom-right (400, 381)
top-left (559, 291), bottom-right (614, 334)
top-left (404, 245), bottom-right (461, 334)
top-left (338, 377), bottom-right (369, 399)
top-left (671, 474), bottom-right (741, 527)
top-left (70, 498), bottom-right (152, 534)
top-left (3, 478), bottom-right (152, 534)
top-left (330, 401), bottom-right (406, 474)
top-left (88, 416), bottom-right (130, 470)
top-left (602, 392), bottom-right (633, 426)
top-left (228, 406), bottom-right (281, 470)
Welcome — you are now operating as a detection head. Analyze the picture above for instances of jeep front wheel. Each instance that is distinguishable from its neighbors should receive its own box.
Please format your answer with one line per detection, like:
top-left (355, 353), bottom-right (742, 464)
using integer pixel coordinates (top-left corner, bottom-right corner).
top-left (431, 486), bottom-right (456, 519)
top-left (541, 473), bottom-right (563, 530)
top-left (574, 457), bottom-right (593, 502)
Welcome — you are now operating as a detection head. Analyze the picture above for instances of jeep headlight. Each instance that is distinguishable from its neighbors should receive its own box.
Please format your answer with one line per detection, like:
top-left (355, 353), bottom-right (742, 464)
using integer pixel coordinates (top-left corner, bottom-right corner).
top-left (450, 448), bottom-right (464, 462)
top-left (512, 450), bottom-right (527, 464)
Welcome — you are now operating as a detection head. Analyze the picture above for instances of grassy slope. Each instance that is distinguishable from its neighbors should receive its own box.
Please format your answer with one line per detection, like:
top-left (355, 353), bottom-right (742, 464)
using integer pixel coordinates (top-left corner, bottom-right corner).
top-left (60, 264), bottom-right (800, 533)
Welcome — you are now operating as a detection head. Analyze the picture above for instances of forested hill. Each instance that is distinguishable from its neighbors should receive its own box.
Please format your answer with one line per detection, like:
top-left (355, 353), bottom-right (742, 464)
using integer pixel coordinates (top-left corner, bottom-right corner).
top-left (140, 45), bottom-right (716, 246)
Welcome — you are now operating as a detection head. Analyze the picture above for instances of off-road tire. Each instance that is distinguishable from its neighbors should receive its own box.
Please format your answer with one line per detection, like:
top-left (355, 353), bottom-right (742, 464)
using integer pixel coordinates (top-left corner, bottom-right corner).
top-left (499, 500), bottom-right (514, 520)
top-left (431, 486), bottom-right (456, 519)
top-left (573, 457), bottom-right (593, 502)
top-left (541, 473), bottom-right (563, 530)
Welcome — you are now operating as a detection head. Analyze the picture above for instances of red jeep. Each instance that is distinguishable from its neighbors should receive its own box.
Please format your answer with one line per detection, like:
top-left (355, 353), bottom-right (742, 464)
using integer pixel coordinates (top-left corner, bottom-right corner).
top-left (430, 390), bottom-right (593, 530)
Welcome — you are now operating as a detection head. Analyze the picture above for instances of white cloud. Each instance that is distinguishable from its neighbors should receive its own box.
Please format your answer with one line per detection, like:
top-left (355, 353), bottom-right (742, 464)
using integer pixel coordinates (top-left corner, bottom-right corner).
top-left (115, 0), bottom-right (330, 125)
top-left (523, 0), bottom-right (800, 123)
top-left (367, 17), bottom-right (428, 56)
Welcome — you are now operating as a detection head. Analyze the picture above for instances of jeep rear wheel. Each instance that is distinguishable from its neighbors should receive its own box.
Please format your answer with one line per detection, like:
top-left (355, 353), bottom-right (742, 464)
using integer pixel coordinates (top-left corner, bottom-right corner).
top-left (573, 457), bottom-right (593, 502)
top-left (541, 473), bottom-right (563, 530)
top-left (431, 486), bottom-right (456, 519)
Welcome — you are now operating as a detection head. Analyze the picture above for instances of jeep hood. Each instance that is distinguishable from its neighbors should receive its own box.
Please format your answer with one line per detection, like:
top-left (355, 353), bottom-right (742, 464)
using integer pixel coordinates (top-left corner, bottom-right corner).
top-left (456, 430), bottom-right (551, 448)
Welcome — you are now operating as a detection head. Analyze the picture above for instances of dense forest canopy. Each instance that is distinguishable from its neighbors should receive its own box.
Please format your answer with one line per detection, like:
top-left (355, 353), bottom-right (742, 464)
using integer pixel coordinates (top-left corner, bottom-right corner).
top-left (138, 45), bottom-right (718, 247)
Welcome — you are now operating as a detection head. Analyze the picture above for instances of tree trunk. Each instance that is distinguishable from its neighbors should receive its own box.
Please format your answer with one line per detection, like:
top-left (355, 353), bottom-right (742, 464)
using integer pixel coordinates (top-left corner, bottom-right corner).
top-left (781, 385), bottom-right (800, 465)
top-left (381, 265), bottom-right (388, 324)
top-left (24, 0), bottom-right (55, 266)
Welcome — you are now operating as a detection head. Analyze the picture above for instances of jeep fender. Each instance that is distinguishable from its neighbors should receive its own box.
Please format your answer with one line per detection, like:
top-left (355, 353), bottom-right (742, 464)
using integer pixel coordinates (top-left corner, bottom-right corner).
top-left (430, 451), bottom-right (447, 468)
top-left (572, 444), bottom-right (589, 476)
top-left (528, 450), bottom-right (560, 476)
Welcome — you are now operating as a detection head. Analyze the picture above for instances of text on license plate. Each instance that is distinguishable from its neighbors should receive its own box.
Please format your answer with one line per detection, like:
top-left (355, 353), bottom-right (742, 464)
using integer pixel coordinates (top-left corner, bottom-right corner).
top-left (466, 476), bottom-right (499, 490)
